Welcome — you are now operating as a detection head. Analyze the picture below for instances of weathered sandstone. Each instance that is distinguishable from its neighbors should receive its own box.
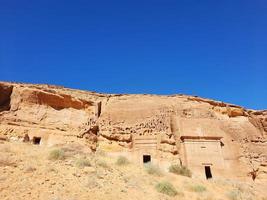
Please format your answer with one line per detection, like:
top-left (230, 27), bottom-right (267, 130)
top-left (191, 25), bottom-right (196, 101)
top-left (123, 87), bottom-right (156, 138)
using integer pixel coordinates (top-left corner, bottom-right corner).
top-left (0, 81), bottom-right (266, 181)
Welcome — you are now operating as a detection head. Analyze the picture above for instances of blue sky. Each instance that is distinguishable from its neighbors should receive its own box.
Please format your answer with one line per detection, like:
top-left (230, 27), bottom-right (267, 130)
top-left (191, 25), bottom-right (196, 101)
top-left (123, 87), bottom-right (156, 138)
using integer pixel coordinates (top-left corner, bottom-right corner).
top-left (0, 0), bottom-right (266, 109)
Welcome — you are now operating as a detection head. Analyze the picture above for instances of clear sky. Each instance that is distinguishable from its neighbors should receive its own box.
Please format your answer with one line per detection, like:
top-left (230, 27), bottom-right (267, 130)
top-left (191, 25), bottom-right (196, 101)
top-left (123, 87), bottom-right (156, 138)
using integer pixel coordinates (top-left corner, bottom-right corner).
top-left (0, 0), bottom-right (266, 109)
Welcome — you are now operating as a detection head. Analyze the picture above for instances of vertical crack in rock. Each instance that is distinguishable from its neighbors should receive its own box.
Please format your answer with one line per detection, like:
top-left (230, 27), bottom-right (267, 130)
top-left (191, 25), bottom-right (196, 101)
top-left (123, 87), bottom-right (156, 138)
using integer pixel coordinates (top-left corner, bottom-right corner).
top-left (96, 101), bottom-right (102, 117)
top-left (170, 115), bottom-right (181, 153)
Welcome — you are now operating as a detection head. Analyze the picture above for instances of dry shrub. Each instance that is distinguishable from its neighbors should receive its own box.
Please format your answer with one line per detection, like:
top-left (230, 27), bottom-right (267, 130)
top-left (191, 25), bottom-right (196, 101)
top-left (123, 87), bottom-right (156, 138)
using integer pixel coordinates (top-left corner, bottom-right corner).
top-left (75, 157), bottom-right (91, 168)
top-left (190, 184), bottom-right (207, 193)
top-left (95, 149), bottom-right (106, 157)
top-left (226, 183), bottom-right (254, 200)
top-left (155, 181), bottom-right (178, 197)
top-left (196, 193), bottom-right (217, 200)
top-left (96, 160), bottom-right (108, 168)
top-left (145, 163), bottom-right (163, 176)
top-left (48, 149), bottom-right (65, 160)
top-left (226, 189), bottom-right (240, 200)
top-left (169, 164), bottom-right (192, 177)
top-left (60, 144), bottom-right (85, 157)
top-left (116, 156), bottom-right (129, 166)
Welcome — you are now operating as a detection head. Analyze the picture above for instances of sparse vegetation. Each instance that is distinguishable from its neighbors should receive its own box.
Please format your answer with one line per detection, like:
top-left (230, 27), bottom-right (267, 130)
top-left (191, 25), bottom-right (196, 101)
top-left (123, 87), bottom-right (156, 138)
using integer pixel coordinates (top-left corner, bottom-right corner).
top-left (226, 189), bottom-right (240, 200)
top-left (0, 141), bottom-right (266, 200)
top-left (95, 149), bottom-right (106, 157)
top-left (96, 160), bottom-right (108, 168)
top-left (155, 181), bottom-right (178, 197)
top-left (116, 156), bottom-right (129, 165)
top-left (196, 193), bottom-right (216, 200)
top-left (225, 183), bottom-right (254, 200)
top-left (169, 164), bottom-right (192, 177)
top-left (61, 144), bottom-right (85, 157)
top-left (48, 149), bottom-right (65, 160)
top-left (190, 184), bottom-right (207, 193)
top-left (75, 157), bottom-right (91, 168)
top-left (144, 163), bottom-right (163, 176)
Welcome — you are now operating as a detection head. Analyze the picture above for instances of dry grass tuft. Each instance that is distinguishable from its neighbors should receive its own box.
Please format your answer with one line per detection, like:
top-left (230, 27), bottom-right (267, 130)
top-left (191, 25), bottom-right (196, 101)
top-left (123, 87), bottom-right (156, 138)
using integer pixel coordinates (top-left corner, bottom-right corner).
top-left (48, 149), bottom-right (65, 160)
top-left (225, 183), bottom-right (254, 200)
top-left (144, 163), bottom-right (163, 176)
top-left (75, 157), bottom-right (91, 168)
top-left (60, 144), bottom-right (86, 157)
top-left (96, 160), bottom-right (108, 168)
top-left (169, 164), bottom-right (192, 177)
top-left (226, 189), bottom-right (240, 200)
top-left (116, 156), bottom-right (129, 166)
top-left (95, 149), bottom-right (106, 157)
top-left (155, 181), bottom-right (178, 197)
top-left (189, 184), bottom-right (207, 193)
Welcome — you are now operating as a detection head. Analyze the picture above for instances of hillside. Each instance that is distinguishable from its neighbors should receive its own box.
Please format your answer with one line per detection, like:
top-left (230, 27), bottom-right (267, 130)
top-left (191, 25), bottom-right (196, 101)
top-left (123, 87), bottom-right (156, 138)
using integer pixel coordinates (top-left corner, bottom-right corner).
top-left (0, 81), bottom-right (267, 200)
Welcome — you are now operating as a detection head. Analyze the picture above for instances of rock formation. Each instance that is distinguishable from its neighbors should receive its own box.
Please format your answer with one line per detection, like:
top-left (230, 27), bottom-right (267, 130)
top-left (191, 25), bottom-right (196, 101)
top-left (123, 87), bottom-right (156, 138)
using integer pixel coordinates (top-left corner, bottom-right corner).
top-left (0, 81), bottom-right (266, 180)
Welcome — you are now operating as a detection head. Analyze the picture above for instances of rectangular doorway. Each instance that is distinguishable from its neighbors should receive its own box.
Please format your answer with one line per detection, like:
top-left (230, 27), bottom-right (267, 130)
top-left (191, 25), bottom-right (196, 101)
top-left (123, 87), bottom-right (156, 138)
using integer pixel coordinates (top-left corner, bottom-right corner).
top-left (143, 155), bottom-right (151, 163)
top-left (33, 137), bottom-right (41, 145)
top-left (205, 166), bottom-right (212, 179)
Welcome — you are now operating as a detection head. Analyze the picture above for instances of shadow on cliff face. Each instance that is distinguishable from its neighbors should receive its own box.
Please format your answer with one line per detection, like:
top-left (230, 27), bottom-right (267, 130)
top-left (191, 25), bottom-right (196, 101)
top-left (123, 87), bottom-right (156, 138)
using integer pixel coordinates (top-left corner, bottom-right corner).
top-left (0, 84), bottom-right (13, 112)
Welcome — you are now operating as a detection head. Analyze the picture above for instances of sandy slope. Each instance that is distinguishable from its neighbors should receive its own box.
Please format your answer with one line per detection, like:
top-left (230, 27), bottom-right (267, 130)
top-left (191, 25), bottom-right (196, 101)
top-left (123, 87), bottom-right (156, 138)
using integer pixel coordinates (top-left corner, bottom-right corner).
top-left (1, 141), bottom-right (266, 200)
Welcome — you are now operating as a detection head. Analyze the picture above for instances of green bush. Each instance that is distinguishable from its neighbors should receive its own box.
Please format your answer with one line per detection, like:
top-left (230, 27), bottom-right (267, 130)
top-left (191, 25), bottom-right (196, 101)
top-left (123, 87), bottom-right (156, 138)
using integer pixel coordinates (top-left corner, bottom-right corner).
top-left (145, 163), bottom-right (163, 176)
top-left (190, 184), bottom-right (207, 193)
top-left (75, 158), bottom-right (91, 168)
top-left (48, 149), bottom-right (65, 160)
top-left (116, 156), bottom-right (129, 166)
top-left (169, 164), bottom-right (192, 177)
top-left (155, 181), bottom-right (178, 197)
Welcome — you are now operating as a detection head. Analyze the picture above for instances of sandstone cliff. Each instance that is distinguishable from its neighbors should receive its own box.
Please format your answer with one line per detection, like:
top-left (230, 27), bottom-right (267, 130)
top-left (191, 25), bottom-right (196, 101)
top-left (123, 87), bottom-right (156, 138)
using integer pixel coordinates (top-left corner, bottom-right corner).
top-left (0, 81), bottom-right (266, 180)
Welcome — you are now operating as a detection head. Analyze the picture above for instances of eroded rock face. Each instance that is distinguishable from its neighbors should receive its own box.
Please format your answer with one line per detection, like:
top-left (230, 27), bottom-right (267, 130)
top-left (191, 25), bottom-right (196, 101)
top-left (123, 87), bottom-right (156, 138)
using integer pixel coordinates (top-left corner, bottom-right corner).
top-left (0, 81), bottom-right (266, 180)
top-left (0, 83), bottom-right (13, 112)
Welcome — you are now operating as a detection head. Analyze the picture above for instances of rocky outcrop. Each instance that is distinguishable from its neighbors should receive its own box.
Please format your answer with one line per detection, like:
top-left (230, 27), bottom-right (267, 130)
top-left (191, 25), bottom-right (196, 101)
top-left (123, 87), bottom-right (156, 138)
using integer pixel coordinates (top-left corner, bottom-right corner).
top-left (248, 110), bottom-right (267, 135)
top-left (0, 83), bottom-right (13, 112)
top-left (0, 82), bottom-right (106, 150)
top-left (0, 81), bottom-right (266, 180)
